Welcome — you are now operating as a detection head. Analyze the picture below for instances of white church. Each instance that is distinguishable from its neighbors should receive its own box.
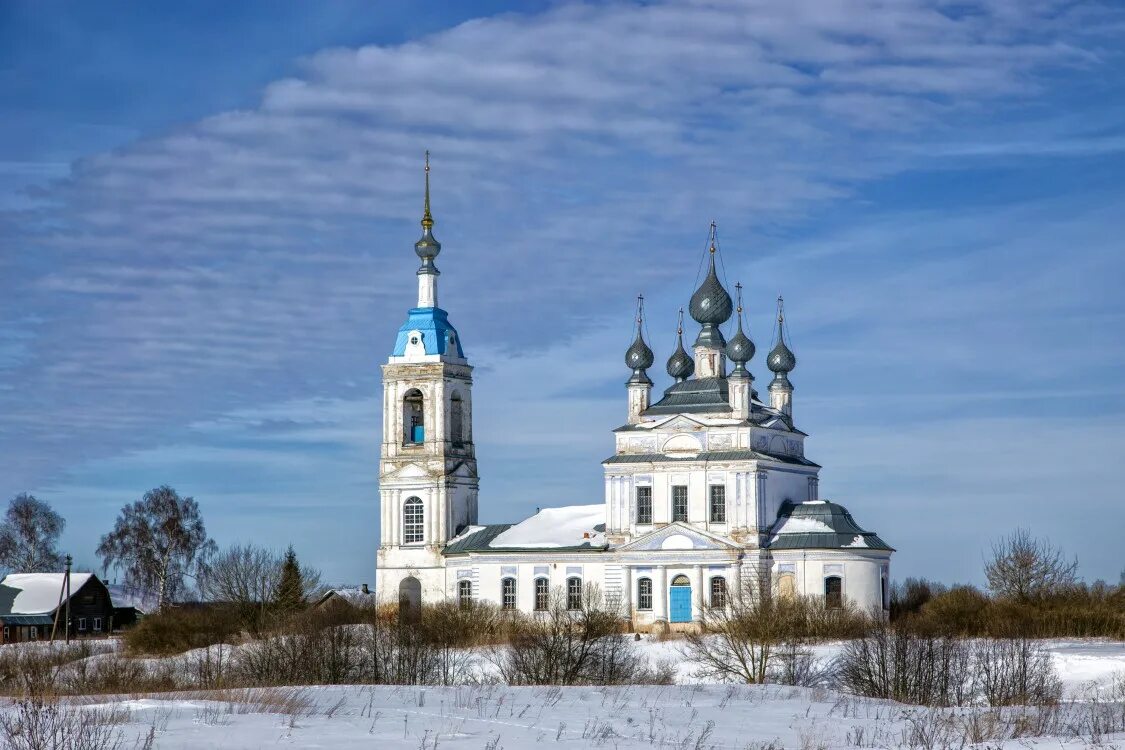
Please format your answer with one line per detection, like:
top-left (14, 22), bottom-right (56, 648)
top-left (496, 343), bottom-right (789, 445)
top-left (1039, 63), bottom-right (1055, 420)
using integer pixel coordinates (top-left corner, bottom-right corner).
top-left (376, 158), bottom-right (893, 630)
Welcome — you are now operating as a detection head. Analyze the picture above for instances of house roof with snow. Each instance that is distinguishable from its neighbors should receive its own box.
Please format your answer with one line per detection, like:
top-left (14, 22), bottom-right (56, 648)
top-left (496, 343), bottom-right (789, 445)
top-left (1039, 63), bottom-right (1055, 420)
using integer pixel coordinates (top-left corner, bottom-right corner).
top-left (766, 500), bottom-right (894, 552)
top-left (443, 504), bottom-right (607, 554)
top-left (0, 573), bottom-right (97, 620)
top-left (315, 586), bottom-right (377, 609)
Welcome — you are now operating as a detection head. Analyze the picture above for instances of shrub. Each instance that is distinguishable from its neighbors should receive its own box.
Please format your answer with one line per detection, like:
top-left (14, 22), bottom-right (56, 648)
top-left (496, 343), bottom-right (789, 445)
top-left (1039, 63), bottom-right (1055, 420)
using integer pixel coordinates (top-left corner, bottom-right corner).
top-left (124, 605), bottom-right (242, 656)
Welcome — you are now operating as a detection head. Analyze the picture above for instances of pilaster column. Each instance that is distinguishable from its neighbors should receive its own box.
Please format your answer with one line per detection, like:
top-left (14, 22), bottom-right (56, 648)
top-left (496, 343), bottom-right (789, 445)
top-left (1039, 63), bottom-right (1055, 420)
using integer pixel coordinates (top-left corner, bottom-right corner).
top-left (730, 560), bottom-right (743, 603)
top-left (692, 564), bottom-right (705, 622)
top-left (653, 566), bottom-right (668, 624)
top-left (621, 566), bottom-right (633, 628)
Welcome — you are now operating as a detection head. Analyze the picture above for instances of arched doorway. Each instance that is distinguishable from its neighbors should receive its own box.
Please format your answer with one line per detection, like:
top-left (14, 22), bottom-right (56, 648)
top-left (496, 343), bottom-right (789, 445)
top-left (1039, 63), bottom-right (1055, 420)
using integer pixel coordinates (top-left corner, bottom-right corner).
top-left (398, 576), bottom-right (421, 623)
top-left (669, 574), bottom-right (692, 623)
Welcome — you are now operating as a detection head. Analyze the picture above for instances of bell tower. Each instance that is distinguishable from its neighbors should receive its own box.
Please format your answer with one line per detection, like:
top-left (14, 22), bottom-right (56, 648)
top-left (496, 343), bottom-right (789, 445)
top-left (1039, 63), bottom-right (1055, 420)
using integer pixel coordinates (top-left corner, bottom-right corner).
top-left (376, 153), bottom-right (479, 606)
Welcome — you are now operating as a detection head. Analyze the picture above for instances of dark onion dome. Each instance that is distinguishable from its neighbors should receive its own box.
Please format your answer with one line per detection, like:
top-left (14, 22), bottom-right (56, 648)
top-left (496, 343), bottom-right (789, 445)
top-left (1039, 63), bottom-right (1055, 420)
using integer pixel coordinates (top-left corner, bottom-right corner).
top-left (415, 151), bottom-right (441, 271)
top-left (625, 296), bottom-right (654, 385)
top-left (688, 250), bottom-right (733, 327)
top-left (767, 296), bottom-right (796, 374)
top-left (666, 314), bottom-right (694, 382)
top-left (726, 282), bottom-right (755, 379)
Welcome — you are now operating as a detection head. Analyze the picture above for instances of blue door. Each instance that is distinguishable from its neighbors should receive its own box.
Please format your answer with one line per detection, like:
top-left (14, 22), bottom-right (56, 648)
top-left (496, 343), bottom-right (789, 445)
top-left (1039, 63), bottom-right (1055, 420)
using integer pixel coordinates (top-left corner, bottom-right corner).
top-left (411, 423), bottom-right (424, 443)
top-left (670, 582), bottom-right (692, 623)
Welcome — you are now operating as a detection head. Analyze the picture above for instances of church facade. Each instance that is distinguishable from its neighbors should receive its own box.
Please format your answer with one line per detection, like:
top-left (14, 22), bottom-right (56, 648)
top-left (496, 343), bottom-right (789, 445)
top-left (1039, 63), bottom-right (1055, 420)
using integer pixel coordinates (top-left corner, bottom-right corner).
top-left (376, 159), bottom-right (893, 629)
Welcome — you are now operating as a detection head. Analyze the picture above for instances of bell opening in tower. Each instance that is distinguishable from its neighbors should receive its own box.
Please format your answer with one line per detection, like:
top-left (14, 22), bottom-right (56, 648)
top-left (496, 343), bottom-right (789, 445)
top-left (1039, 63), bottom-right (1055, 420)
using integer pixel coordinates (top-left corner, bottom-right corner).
top-left (403, 389), bottom-right (424, 445)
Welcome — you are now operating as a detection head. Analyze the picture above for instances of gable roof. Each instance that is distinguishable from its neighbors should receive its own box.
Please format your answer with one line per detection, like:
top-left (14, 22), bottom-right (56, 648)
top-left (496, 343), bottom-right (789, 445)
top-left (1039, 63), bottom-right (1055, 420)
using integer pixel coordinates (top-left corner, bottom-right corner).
top-left (617, 522), bottom-right (741, 552)
top-left (0, 573), bottom-right (96, 616)
top-left (767, 501), bottom-right (894, 552)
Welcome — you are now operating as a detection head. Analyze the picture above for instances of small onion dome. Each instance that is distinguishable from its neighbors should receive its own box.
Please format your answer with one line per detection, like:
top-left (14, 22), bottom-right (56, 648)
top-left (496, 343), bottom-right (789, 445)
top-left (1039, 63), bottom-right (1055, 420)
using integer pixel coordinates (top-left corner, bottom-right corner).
top-left (726, 321), bottom-right (755, 379)
top-left (689, 252), bottom-right (733, 327)
top-left (415, 151), bottom-right (442, 271)
top-left (625, 328), bottom-right (654, 372)
top-left (767, 298), bottom-right (796, 374)
top-left (666, 327), bottom-right (694, 382)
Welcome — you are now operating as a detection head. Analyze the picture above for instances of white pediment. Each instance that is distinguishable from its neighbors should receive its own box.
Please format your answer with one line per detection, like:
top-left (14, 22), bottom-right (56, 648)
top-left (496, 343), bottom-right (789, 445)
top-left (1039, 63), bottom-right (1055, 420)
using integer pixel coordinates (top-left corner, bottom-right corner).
top-left (618, 523), bottom-right (740, 552)
top-left (652, 415), bottom-right (707, 432)
top-left (384, 462), bottom-right (431, 480)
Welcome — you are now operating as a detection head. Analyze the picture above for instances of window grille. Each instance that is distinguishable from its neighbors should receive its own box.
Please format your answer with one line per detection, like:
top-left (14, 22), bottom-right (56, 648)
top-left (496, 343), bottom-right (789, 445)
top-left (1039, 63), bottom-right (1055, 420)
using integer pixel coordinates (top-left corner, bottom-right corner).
top-left (566, 577), bottom-right (582, 611)
top-left (534, 578), bottom-right (549, 611)
top-left (501, 578), bottom-right (516, 610)
top-left (709, 485), bottom-right (726, 523)
top-left (672, 485), bottom-right (688, 522)
top-left (637, 577), bottom-right (653, 610)
top-left (403, 497), bottom-right (424, 544)
top-left (636, 486), bottom-right (652, 525)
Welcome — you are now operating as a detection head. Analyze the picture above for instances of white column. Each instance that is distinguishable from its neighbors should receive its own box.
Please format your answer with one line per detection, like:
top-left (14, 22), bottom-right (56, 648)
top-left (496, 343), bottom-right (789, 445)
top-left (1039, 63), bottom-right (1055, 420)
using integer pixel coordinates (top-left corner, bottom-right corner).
top-left (730, 561), bottom-right (742, 603)
top-left (622, 566), bottom-right (633, 627)
top-left (692, 564), bottom-right (705, 622)
top-left (653, 565), bottom-right (668, 624)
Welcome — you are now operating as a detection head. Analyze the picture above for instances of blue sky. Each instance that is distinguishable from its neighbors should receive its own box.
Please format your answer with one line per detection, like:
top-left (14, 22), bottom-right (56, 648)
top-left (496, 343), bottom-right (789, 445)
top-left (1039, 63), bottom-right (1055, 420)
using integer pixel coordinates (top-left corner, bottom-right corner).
top-left (2, 0), bottom-right (1124, 587)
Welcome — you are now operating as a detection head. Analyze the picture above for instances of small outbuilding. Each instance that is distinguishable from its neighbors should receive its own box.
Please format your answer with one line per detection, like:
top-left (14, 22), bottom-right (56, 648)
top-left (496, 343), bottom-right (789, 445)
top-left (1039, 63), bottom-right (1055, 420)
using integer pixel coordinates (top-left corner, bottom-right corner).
top-left (0, 573), bottom-right (116, 644)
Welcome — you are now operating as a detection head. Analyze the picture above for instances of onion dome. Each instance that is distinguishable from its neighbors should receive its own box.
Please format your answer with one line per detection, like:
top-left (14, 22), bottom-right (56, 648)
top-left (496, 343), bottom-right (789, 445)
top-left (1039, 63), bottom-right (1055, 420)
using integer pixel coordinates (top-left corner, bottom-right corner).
top-left (689, 223), bottom-right (733, 348)
top-left (626, 295), bottom-right (654, 385)
top-left (666, 309), bottom-right (695, 382)
top-left (414, 151), bottom-right (441, 272)
top-left (726, 283), bottom-right (755, 379)
top-left (767, 296), bottom-right (796, 375)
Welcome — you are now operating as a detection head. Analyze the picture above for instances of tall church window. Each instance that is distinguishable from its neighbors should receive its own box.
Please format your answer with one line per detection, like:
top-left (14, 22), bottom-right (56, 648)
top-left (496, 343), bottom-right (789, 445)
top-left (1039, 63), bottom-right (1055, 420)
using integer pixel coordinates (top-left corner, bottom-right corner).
top-left (566, 577), bottom-right (583, 611)
top-left (637, 577), bottom-right (652, 611)
top-left (824, 576), bottom-right (843, 609)
top-left (403, 497), bottom-right (424, 544)
top-left (710, 577), bottom-right (728, 608)
top-left (403, 389), bottom-right (425, 444)
top-left (534, 578), bottom-right (549, 611)
top-left (450, 392), bottom-right (464, 446)
top-left (709, 485), bottom-right (726, 523)
top-left (458, 580), bottom-right (473, 608)
top-left (671, 485), bottom-right (688, 522)
top-left (636, 486), bottom-right (652, 525)
top-left (501, 577), bottom-right (516, 610)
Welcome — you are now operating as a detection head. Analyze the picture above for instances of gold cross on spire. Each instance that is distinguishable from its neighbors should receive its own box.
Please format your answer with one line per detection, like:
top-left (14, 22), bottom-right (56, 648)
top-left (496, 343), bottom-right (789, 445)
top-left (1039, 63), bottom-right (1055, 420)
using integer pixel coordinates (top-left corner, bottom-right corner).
top-left (421, 150), bottom-right (433, 229)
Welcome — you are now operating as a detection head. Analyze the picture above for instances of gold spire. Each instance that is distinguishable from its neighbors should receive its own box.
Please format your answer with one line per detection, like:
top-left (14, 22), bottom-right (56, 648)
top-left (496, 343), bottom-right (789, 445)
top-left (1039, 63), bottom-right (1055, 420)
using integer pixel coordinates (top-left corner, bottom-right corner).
top-left (421, 150), bottom-right (433, 229)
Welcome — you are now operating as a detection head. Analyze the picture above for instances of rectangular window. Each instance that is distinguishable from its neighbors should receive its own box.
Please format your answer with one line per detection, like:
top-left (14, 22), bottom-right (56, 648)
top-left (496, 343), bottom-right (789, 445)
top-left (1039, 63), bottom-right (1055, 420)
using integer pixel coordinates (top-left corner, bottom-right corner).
top-left (672, 485), bottom-right (688, 522)
top-left (403, 497), bottom-right (424, 544)
top-left (78, 618), bottom-right (87, 632)
top-left (534, 578), bottom-right (549, 611)
top-left (709, 485), bottom-right (726, 523)
top-left (636, 486), bottom-right (652, 525)
top-left (710, 577), bottom-right (728, 608)
top-left (29, 627), bottom-right (38, 641)
top-left (93, 617), bottom-right (102, 632)
top-left (3, 627), bottom-right (8, 641)
top-left (458, 580), bottom-right (473, 609)
top-left (566, 577), bottom-right (583, 611)
top-left (637, 578), bottom-right (653, 611)
top-left (501, 578), bottom-right (516, 611)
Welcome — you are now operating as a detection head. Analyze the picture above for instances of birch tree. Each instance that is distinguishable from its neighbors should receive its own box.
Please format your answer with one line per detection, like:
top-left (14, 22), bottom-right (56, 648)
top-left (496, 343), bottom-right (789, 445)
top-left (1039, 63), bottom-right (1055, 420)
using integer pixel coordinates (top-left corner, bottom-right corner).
top-left (0, 493), bottom-right (66, 571)
top-left (97, 485), bottom-right (215, 610)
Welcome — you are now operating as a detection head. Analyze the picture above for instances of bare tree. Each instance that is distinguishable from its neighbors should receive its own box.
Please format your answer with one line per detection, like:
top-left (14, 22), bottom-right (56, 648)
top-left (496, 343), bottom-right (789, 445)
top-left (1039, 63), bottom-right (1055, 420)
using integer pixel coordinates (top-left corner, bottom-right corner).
top-left (984, 528), bottom-right (1078, 602)
top-left (199, 543), bottom-right (323, 634)
top-left (97, 485), bottom-right (215, 610)
top-left (0, 494), bottom-right (66, 572)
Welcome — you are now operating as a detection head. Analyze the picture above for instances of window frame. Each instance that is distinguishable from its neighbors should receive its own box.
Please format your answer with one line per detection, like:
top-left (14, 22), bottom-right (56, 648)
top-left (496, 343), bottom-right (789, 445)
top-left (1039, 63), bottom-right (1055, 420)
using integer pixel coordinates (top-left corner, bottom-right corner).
top-left (635, 486), bottom-right (653, 526)
top-left (457, 579), bottom-right (473, 608)
top-left (637, 577), bottom-right (653, 611)
top-left (671, 485), bottom-right (688, 522)
top-left (77, 617), bottom-right (87, 632)
top-left (709, 576), bottom-right (727, 608)
top-left (824, 575), bottom-right (843, 609)
top-left (708, 484), bottom-right (726, 523)
top-left (534, 577), bottom-right (549, 612)
top-left (501, 577), bottom-right (517, 611)
top-left (403, 496), bottom-right (425, 545)
top-left (93, 617), bottom-right (102, 632)
top-left (566, 577), bottom-right (583, 611)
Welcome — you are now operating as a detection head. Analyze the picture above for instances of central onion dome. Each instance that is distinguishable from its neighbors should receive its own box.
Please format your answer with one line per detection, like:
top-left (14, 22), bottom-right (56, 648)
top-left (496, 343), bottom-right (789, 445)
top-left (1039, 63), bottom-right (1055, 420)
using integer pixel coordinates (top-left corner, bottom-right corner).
top-left (415, 151), bottom-right (441, 272)
top-left (726, 283), bottom-right (755, 379)
top-left (666, 310), bottom-right (695, 382)
top-left (689, 228), bottom-right (733, 349)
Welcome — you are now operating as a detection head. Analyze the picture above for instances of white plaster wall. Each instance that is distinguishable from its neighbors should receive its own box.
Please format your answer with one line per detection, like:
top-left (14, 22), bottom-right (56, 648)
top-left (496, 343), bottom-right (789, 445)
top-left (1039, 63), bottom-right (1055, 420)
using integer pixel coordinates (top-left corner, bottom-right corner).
top-left (770, 551), bottom-right (889, 613)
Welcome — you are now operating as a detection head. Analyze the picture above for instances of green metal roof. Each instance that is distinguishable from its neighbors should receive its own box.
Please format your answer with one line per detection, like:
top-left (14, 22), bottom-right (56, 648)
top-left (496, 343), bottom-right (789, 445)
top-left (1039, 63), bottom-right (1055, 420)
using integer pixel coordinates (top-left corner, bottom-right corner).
top-left (0, 614), bottom-right (55, 626)
top-left (767, 500), bottom-right (894, 552)
top-left (603, 449), bottom-right (819, 467)
top-left (644, 377), bottom-right (732, 415)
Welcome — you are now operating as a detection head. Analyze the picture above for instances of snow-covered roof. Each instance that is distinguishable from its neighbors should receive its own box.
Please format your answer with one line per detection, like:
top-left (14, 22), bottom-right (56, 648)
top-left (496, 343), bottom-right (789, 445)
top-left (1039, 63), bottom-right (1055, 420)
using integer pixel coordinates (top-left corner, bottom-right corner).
top-left (317, 587), bottom-right (377, 608)
top-left (490, 505), bottom-right (606, 549)
top-left (443, 505), bottom-right (607, 554)
top-left (0, 573), bottom-right (95, 615)
top-left (767, 500), bottom-right (893, 552)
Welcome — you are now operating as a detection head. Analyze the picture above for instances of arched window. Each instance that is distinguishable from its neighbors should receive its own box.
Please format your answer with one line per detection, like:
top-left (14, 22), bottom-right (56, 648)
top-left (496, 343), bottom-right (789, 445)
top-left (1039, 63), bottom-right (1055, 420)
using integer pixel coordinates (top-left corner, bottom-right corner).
top-left (566, 577), bottom-right (583, 611)
top-left (501, 577), bottom-right (516, 610)
top-left (778, 573), bottom-right (796, 600)
top-left (403, 497), bottom-right (424, 544)
top-left (450, 392), bottom-right (464, 446)
top-left (637, 577), bottom-right (653, 611)
top-left (458, 579), bottom-right (472, 608)
top-left (710, 576), bottom-right (728, 608)
top-left (403, 389), bottom-right (424, 444)
top-left (534, 578), bottom-right (549, 611)
top-left (824, 576), bottom-right (843, 609)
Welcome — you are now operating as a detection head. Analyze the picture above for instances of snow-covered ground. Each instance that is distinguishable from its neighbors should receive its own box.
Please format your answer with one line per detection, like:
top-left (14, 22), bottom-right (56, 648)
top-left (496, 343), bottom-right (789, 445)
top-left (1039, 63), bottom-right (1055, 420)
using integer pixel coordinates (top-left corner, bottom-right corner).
top-left (1, 639), bottom-right (1121, 748)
